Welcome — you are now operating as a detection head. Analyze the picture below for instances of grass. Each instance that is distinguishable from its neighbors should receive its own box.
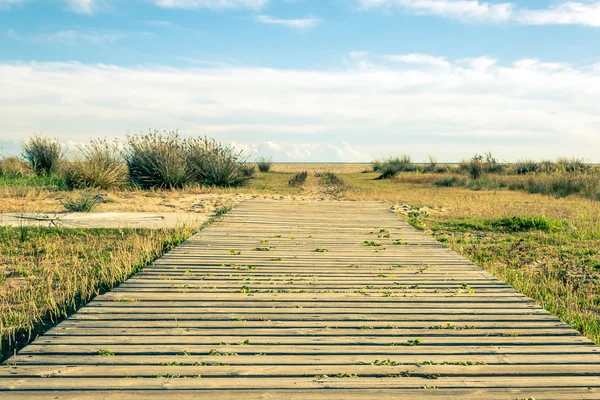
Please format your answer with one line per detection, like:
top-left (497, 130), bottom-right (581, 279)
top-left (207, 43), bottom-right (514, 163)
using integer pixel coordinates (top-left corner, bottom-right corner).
top-left (374, 155), bottom-right (415, 179)
top-left (64, 139), bottom-right (127, 190)
top-left (288, 171), bottom-right (308, 186)
top-left (0, 224), bottom-right (196, 361)
top-left (59, 191), bottom-right (103, 212)
top-left (125, 130), bottom-right (191, 189)
top-left (21, 136), bottom-right (66, 177)
top-left (256, 157), bottom-right (273, 173)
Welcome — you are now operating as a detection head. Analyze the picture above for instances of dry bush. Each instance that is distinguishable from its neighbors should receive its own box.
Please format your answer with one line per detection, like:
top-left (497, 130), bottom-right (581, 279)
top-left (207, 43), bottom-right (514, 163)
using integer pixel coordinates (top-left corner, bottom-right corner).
top-left (64, 139), bottom-right (127, 190)
top-left (186, 137), bottom-right (251, 187)
top-left (256, 156), bottom-right (273, 173)
top-left (125, 130), bottom-right (191, 189)
top-left (21, 136), bottom-right (66, 176)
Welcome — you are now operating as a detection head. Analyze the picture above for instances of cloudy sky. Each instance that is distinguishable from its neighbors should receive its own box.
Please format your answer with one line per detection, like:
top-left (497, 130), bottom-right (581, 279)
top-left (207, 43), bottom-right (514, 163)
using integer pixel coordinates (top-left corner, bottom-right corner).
top-left (1, 0), bottom-right (599, 162)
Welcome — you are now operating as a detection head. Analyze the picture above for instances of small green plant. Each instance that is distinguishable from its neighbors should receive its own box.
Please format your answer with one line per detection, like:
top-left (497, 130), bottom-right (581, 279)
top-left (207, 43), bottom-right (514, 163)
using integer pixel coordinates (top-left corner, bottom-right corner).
top-left (22, 135), bottom-right (66, 176)
top-left (97, 349), bottom-right (115, 356)
top-left (363, 241), bottom-right (382, 247)
top-left (314, 248), bottom-right (328, 252)
top-left (335, 373), bottom-right (358, 378)
top-left (388, 339), bottom-right (421, 346)
top-left (407, 207), bottom-right (430, 229)
top-left (208, 349), bottom-right (238, 356)
top-left (60, 191), bottom-right (103, 212)
top-left (372, 359), bottom-right (398, 366)
top-left (215, 207), bottom-right (232, 217)
top-left (253, 247), bottom-right (271, 251)
top-left (256, 156), bottom-right (273, 172)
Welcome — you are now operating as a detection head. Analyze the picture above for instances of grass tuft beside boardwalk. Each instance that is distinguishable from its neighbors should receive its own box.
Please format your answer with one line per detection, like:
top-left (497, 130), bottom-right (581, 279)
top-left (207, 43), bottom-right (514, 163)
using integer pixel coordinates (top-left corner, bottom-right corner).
top-left (0, 225), bottom-right (196, 361)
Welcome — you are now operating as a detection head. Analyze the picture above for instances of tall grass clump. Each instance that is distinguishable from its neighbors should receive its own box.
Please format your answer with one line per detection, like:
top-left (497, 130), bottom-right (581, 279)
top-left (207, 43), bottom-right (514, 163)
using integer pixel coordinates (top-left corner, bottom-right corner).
top-left (289, 171), bottom-right (308, 186)
top-left (21, 136), bottom-right (66, 176)
top-left (59, 191), bottom-right (103, 212)
top-left (423, 155), bottom-right (438, 173)
top-left (186, 137), bottom-right (251, 187)
top-left (460, 152), bottom-right (504, 179)
top-left (125, 130), bottom-right (191, 189)
top-left (256, 156), bottom-right (273, 173)
top-left (461, 155), bottom-right (485, 180)
top-left (64, 139), bottom-right (127, 190)
top-left (557, 157), bottom-right (586, 172)
top-left (515, 159), bottom-right (541, 175)
top-left (376, 155), bottom-right (415, 179)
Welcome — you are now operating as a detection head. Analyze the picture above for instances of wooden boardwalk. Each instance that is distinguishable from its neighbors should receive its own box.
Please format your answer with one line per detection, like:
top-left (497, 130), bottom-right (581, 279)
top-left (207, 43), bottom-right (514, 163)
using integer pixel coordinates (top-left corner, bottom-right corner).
top-left (2, 200), bottom-right (600, 399)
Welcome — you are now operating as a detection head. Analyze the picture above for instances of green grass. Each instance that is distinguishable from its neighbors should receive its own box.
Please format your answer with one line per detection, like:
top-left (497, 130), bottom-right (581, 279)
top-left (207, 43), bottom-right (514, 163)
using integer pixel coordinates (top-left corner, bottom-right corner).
top-left (429, 217), bottom-right (600, 343)
top-left (0, 174), bottom-right (67, 190)
top-left (0, 225), bottom-right (197, 362)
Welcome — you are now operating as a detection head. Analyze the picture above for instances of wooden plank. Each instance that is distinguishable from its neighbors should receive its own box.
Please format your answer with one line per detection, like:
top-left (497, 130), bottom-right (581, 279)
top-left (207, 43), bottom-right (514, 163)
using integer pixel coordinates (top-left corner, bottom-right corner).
top-left (2, 389), bottom-right (599, 400)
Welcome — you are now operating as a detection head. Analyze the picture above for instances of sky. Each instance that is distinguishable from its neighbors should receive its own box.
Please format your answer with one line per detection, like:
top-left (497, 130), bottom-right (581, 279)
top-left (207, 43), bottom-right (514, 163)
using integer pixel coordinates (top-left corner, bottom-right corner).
top-left (1, 0), bottom-right (599, 162)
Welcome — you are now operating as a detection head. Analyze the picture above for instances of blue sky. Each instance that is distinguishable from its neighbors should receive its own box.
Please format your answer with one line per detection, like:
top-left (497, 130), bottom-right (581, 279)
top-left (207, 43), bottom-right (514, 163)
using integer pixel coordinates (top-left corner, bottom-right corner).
top-left (1, 0), bottom-right (600, 161)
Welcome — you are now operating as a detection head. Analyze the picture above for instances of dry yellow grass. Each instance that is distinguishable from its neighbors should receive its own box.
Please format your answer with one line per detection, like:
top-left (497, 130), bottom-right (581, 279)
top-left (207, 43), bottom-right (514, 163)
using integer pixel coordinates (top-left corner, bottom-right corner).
top-left (271, 163), bottom-right (369, 174)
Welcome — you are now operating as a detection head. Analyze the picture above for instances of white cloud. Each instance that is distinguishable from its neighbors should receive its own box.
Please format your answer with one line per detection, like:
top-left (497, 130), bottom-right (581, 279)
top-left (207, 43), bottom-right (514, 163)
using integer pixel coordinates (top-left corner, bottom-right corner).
top-left (328, 142), bottom-right (370, 162)
top-left (265, 141), bottom-right (282, 151)
top-left (359, 0), bottom-right (600, 27)
top-left (256, 15), bottom-right (320, 31)
top-left (385, 53), bottom-right (451, 68)
top-left (152, 0), bottom-right (269, 10)
top-left (1, 56), bottom-right (600, 161)
top-left (7, 29), bottom-right (128, 46)
top-left (0, 0), bottom-right (27, 10)
top-left (64, 0), bottom-right (98, 14)
top-left (359, 0), bottom-right (513, 22)
top-left (517, 2), bottom-right (600, 27)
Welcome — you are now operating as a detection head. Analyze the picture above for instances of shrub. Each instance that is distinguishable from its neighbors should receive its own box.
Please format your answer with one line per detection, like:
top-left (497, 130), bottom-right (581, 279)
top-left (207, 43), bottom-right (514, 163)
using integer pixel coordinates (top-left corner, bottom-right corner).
top-left (434, 176), bottom-right (465, 187)
top-left (64, 139), bottom-right (127, 190)
top-left (0, 157), bottom-right (30, 178)
top-left (539, 160), bottom-right (558, 173)
top-left (483, 152), bottom-right (504, 173)
top-left (241, 164), bottom-right (255, 178)
top-left (515, 159), bottom-right (541, 175)
top-left (186, 137), bottom-right (251, 187)
top-left (376, 155), bottom-right (415, 179)
top-left (557, 157), bottom-right (586, 172)
top-left (125, 130), bottom-right (191, 189)
top-left (289, 171), bottom-right (308, 186)
top-left (21, 136), bottom-right (65, 176)
top-left (60, 191), bottom-right (103, 212)
top-left (372, 160), bottom-right (382, 172)
top-left (424, 155), bottom-right (438, 173)
top-left (317, 172), bottom-right (344, 186)
top-left (256, 157), bottom-right (273, 173)
top-left (462, 155), bottom-right (485, 180)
